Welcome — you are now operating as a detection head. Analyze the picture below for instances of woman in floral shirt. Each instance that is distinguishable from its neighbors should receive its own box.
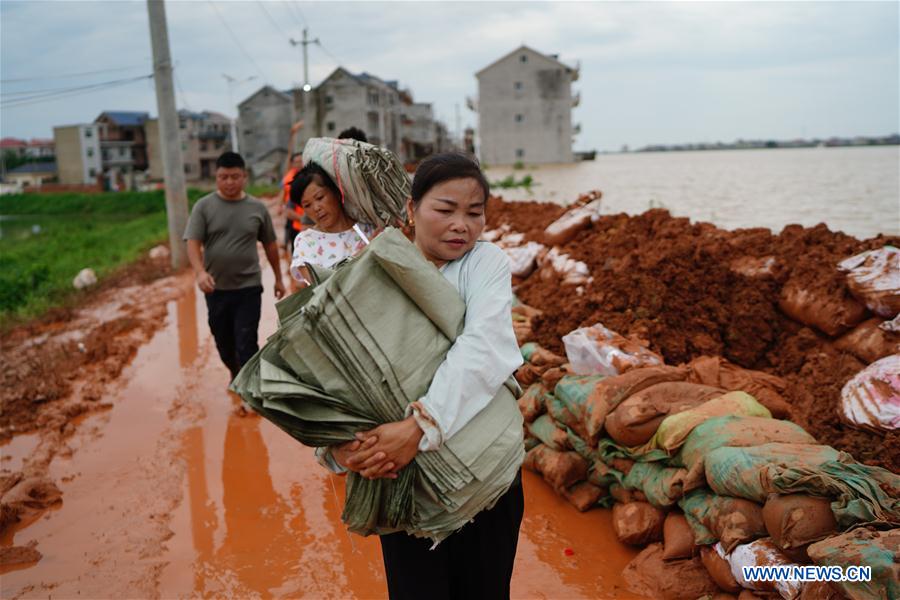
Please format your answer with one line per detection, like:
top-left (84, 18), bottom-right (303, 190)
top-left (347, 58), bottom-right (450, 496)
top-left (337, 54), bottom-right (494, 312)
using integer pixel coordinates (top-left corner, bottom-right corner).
top-left (288, 162), bottom-right (376, 285)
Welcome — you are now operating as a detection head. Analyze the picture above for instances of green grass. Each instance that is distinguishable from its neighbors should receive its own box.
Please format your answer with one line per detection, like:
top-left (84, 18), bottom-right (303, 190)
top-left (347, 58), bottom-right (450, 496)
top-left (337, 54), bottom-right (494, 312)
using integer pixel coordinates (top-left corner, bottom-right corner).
top-left (0, 190), bottom-right (205, 327)
top-left (491, 174), bottom-right (536, 190)
top-left (247, 184), bottom-right (281, 198)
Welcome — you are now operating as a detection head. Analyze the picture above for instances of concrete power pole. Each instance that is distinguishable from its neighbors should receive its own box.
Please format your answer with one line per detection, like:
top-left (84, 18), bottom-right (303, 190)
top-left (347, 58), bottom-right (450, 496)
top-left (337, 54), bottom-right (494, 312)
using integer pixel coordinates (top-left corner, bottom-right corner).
top-left (147, 0), bottom-right (189, 270)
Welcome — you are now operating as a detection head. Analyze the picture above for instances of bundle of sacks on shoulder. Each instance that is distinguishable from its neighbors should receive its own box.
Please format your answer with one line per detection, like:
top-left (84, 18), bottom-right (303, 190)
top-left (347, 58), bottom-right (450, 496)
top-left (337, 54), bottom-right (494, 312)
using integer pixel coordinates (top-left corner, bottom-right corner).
top-left (513, 308), bottom-right (898, 600)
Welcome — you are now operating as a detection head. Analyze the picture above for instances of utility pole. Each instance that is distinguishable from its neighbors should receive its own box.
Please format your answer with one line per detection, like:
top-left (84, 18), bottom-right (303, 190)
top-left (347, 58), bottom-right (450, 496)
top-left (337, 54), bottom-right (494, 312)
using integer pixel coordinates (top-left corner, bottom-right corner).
top-left (290, 28), bottom-right (319, 133)
top-left (147, 0), bottom-right (188, 270)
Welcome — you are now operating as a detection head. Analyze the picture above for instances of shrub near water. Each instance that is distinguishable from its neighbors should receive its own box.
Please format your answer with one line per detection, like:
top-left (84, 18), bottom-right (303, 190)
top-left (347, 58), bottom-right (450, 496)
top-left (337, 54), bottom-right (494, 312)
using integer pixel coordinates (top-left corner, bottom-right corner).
top-left (0, 190), bottom-right (203, 325)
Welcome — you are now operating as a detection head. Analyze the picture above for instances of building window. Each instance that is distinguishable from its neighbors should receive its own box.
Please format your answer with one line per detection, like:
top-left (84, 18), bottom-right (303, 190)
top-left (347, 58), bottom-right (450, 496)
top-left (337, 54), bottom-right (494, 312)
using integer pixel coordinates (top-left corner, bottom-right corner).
top-left (515, 114), bottom-right (523, 123)
top-left (87, 148), bottom-right (94, 157)
top-left (514, 81), bottom-right (523, 91)
top-left (102, 149), bottom-right (109, 161)
top-left (520, 55), bottom-right (527, 63)
top-left (119, 147), bottom-right (126, 157)
top-left (85, 128), bottom-right (93, 138)
top-left (201, 142), bottom-right (207, 151)
top-left (516, 149), bottom-right (524, 158)
top-left (185, 164), bottom-right (191, 173)
top-left (327, 121), bottom-right (336, 132)
top-left (89, 168), bottom-right (96, 177)
top-left (325, 95), bottom-right (333, 106)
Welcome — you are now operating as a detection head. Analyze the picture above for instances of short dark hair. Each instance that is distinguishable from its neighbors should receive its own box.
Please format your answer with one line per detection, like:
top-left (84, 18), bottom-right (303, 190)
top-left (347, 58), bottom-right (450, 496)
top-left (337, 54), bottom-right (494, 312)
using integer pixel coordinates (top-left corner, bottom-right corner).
top-left (410, 153), bottom-right (490, 207)
top-left (216, 151), bottom-right (245, 170)
top-left (290, 161), bottom-right (342, 205)
top-left (338, 127), bottom-right (368, 143)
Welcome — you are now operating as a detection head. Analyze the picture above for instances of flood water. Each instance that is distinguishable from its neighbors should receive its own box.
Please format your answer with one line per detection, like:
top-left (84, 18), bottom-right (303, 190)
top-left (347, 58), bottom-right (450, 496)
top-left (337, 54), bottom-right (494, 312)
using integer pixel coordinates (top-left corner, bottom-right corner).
top-left (484, 145), bottom-right (900, 239)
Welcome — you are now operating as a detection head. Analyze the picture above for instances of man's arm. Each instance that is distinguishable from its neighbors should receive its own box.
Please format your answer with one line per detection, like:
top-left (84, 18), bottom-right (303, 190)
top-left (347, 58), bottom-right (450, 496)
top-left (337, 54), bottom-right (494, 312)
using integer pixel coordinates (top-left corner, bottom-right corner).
top-left (264, 241), bottom-right (286, 299)
top-left (186, 239), bottom-right (215, 293)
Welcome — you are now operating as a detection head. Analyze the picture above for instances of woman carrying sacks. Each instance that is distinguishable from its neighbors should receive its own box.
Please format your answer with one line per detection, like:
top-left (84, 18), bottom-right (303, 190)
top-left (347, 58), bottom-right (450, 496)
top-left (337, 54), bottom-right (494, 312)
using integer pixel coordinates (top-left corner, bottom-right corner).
top-left (288, 161), bottom-right (378, 287)
top-left (319, 153), bottom-right (526, 599)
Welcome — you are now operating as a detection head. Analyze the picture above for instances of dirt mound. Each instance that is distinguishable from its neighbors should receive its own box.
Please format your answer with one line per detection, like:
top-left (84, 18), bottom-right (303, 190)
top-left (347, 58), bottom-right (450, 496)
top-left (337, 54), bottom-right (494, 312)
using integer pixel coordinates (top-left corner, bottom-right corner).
top-left (494, 198), bottom-right (899, 471)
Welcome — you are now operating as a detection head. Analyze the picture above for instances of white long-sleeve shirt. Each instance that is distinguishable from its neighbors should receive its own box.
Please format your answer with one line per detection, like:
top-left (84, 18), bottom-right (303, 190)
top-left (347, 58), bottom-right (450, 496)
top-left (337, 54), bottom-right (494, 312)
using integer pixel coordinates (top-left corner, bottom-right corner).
top-left (316, 240), bottom-right (523, 469)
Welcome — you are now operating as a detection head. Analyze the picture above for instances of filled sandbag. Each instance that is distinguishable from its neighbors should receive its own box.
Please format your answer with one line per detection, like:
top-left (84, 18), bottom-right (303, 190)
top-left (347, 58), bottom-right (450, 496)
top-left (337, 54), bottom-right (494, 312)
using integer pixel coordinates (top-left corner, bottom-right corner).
top-left (517, 382), bottom-right (549, 423)
top-left (762, 494), bottom-right (837, 562)
top-left (686, 355), bottom-right (792, 419)
top-left (706, 443), bottom-right (900, 527)
top-left (523, 444), bottom-right (588, 491)
top-left (514, 363), bottom-right (543, 387)
top-left (624, 461), bottom-right (703, 509)
top-left (779, 277), bottom-right (868, 337)
top-left (807, 527), bottom-right (899, 600)
top-left (503, 241), bottom-right (545, 278)
top-left (563, 323), bottom-right (663, 377)
top-left (728, 538), bottom-right (804, 600)
top-left (700, 544), bottom-right (741, 594)
top-left (537, 248), bottom-right (590, 286)
top-left (527, 414), bottom-right (570, 451)
top-left (523, 344), bottom-right (567, 367)
top-left (677, 415), bottom-right (817, 472)
top-left (679, 489), bottom-right (768, 551)
top-left (798, 581), bottom-right (847, 600)
top-left (704, 443), bottom-right (841, 504)
top-left (301, 137), bottom-right (408, 228)
top-left (583, 365), bottom-right (691, 444)
top-left (610, 482), bottom-right (647, 504)
top-left (561, 481), bottom-right (606, 512)
top-left (838, 246), bottom-right (900, 318)
top-left (645, 392), bottom-right (772, 455)
top-left (542, 198), bottom-right (602, 246)
top-left (612, 501), bottom-right (666, 546)
top-left (588, 459), bottom-right (627, 489)
top-left (623, 542), bottom-right (720, 600)
top-left (834, 318), bottom-right (900, 364)
top-left (663, 512), bottom-right (697, 560)
top-left (605, 382), bottom-right (726, 447)
top-left (839, 354), bottom-right (900, 432)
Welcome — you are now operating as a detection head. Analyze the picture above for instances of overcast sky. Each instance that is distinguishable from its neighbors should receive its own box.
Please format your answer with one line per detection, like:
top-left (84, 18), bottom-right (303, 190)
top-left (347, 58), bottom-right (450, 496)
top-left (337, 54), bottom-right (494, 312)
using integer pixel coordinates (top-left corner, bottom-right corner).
top-left (1, 1), bottom-right (897, 151)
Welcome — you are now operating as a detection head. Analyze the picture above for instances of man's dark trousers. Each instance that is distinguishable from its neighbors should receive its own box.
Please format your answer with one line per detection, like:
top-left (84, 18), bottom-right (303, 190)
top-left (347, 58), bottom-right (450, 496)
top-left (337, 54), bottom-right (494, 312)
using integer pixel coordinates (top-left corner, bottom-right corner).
top-left (204, 285), bottom-right (263, 379)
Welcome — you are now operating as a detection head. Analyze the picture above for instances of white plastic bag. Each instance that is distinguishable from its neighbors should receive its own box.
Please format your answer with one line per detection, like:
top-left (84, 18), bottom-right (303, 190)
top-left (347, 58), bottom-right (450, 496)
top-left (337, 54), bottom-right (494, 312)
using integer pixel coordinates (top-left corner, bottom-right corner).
top-left (562, 323), bottom-right (663, 376)
top-left (727, 538), bottom-right (804, 600)
top-left (838, 246), bottom-right (900, 318)
top-left (503, 242), bottom-right (545, 278)
top-left (840, 354), bottom-right (900, 431)
top-left (539, 247), bottom-right (590, 285)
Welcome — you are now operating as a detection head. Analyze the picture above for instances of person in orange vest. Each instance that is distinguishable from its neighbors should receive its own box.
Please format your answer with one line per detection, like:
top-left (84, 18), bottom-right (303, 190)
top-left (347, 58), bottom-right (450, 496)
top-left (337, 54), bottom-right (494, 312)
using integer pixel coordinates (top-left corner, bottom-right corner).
top-left (281, 120), bottom-right (307, 258)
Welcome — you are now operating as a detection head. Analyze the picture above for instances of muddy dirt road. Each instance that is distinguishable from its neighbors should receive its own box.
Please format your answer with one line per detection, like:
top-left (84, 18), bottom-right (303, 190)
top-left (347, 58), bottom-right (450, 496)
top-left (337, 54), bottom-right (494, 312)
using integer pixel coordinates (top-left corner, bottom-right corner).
top-left (1, 258), bottom-right (642, 598)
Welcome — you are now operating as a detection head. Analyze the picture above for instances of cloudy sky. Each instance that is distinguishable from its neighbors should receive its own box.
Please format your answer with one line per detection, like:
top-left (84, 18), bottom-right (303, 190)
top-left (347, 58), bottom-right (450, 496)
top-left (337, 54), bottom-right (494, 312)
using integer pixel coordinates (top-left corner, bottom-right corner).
top-left (1, 1), bottom-right (897, 151)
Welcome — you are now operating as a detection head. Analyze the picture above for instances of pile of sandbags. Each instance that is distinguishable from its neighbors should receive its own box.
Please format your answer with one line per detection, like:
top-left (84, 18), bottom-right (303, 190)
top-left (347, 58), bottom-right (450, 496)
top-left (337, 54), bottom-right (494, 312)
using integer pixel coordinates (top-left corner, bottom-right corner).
top-left (514, 339), bottom-right (900, 599)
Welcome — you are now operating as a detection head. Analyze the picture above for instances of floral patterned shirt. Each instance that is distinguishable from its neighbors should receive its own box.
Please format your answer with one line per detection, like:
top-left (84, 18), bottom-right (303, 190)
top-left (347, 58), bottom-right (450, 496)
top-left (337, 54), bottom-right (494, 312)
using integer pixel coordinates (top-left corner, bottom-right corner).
top-left (289, 223), bottom-right (376, 282)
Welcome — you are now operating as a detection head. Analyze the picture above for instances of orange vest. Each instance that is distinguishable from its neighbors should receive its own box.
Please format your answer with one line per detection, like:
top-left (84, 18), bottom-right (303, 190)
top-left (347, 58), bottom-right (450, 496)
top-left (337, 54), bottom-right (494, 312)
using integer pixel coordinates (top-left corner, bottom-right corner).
top-left (283, 168), bottom-right (303, 232)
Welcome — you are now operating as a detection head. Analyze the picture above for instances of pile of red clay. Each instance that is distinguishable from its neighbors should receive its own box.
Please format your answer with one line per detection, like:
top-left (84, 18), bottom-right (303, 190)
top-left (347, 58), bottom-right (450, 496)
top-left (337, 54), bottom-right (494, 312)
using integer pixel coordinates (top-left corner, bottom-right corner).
top-left (487, 196), bottom-right (899, 472)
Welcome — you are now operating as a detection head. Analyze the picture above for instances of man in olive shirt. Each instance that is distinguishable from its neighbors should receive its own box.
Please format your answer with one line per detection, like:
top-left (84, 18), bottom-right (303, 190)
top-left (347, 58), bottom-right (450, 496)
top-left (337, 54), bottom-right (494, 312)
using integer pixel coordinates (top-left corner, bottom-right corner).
top-left (184, 151), bottom-right (286, 380)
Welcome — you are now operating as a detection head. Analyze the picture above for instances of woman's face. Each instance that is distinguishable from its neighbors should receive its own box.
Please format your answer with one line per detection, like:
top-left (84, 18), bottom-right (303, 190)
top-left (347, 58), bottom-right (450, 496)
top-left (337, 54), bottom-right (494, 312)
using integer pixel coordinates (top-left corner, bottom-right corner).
top-left (407, 177), bottom-right (486, 268)
top-left (301, 178), bottom-right (346, 231)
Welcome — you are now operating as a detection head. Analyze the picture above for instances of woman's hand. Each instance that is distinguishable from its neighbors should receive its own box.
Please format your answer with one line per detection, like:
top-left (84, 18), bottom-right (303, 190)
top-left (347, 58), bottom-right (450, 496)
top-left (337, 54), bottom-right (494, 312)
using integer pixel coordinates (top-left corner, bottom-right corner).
top-left (330, 436), bottom-right (375, 470)
top-left (348, 417), bottom-right (424, 479)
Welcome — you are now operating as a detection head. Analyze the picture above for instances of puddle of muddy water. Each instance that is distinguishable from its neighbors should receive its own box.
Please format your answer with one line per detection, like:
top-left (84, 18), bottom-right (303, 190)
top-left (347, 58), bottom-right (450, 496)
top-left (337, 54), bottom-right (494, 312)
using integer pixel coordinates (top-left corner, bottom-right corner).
top-left (2, 264), bottom-right (645, 599)
top-left (0, 433), bottom-right (40, 473)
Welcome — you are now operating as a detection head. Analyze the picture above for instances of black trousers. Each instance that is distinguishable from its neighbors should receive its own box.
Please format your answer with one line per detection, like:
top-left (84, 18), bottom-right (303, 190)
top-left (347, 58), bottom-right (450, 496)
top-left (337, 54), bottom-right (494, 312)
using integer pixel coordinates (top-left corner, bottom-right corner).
top-left (379, 472), bottom-right (524, 600)
top-left (204, 285), bottom-right (262, 379)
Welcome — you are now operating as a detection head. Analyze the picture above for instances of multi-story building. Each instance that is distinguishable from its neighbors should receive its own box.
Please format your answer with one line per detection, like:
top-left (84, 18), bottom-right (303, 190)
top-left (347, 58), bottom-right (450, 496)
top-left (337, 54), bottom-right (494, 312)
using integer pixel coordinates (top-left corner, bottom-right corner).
top-left (1, 138), bottom-right (55, 159)
top-left (474, 45), bottom-right (579, 165)
top-left (237, 85), bottom-right (294, 180)
top-left (146, 110), bottom-right (232, 181)
top-left (53, 124), bottom-right (103, 185)
top-left (5, 161), bottom-right (57, 188)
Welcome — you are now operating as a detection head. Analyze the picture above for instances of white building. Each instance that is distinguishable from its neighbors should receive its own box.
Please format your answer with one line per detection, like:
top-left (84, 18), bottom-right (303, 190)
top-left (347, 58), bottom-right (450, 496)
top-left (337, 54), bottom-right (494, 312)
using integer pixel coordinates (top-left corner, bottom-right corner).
top-left (53, 124), bottom-right (103, 185)
top-left (474, 45), bottom-right (580, 165)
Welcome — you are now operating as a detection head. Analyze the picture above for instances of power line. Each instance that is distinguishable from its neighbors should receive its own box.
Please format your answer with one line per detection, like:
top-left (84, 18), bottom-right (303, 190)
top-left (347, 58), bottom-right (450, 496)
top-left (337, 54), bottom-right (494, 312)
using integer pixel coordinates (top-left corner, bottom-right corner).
top-left (290, 1), bottom-right (309, 28)
top-left (207, 1), bottom-right (270, 82)
top-left (0, 74), bottom-right (153, 109)
top-left (0, 63), bottom-right (149, 83)
top-left (173, 66), bottom-right (192, 111)
top-left (316, 40), bottom-right (347, 69)
top-left (0, 74), bottom-right (153, 103)
top-left (256, 0), bottom-right (289, 39)
top-left (281, 1), bottom-right (305, 31)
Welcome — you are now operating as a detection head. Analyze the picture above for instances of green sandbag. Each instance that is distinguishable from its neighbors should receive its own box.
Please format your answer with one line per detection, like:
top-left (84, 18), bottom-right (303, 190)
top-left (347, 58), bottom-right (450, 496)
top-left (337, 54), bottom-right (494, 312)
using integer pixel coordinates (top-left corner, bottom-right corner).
top-left (704, 443), bottom-right (841, 504)
top-left (771, 460), bottom-right (900, 529)
top-left (638, 391), bottom-right (771, 455)
top-left (520, 342), bottom-right (539, 362)
top-left (518, 383), bottom-right (549, 422)
top-left (588, 458), bottom-right (626, 488)
top-left (597, 436), bottom-right (670, 465)
top-left (675, 415), bottom-right (816, 470)
top-left (623, 461), bottom-right (700, 509)
top-left (547, 394), bottom-right (582, 435)
top-left (553, 374), bottom-right (605, 440)
top-left (678, 488), bottom-right (768, 551)
top-left (527, 414), bottom-right (569, 451)
top-left (807, 527), bottom-right (900, 600)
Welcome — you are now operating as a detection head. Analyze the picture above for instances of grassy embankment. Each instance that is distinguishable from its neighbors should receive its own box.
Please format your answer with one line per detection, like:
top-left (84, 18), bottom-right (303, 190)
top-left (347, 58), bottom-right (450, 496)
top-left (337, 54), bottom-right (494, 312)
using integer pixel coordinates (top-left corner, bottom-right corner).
top-left (0, 190), bottom-right (205, 328)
